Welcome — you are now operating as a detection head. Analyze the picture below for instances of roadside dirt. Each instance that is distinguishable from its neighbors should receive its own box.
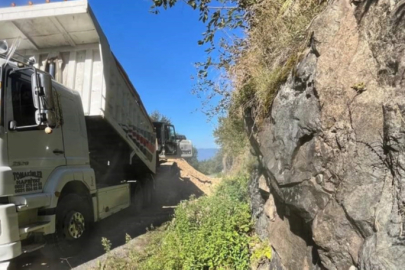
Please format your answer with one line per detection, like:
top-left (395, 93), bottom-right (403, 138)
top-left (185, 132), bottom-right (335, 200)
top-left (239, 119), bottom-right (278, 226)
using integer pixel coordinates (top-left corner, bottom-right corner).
top-left (167, 158), bottom-right (220, 195)
top-left (13, 159), bottom-right (218, 270)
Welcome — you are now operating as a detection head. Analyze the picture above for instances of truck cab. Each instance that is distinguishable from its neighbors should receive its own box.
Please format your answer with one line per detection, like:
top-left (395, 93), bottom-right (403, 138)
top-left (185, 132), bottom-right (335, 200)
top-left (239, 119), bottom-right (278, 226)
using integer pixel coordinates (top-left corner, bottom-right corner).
top-left (0, 52), bottom-right (93, 266)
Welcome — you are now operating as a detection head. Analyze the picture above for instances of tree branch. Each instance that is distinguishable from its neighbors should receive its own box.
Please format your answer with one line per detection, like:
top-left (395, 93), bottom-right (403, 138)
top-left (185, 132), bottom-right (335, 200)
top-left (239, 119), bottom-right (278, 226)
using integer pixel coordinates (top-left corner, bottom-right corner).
top-left (208, 6), bottom-right (238, 9)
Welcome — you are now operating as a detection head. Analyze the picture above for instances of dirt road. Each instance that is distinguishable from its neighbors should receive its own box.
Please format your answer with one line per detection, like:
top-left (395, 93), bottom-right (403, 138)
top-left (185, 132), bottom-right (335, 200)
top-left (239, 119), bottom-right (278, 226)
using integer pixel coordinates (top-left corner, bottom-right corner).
top-left (13, 160), bottom-right (216, 270)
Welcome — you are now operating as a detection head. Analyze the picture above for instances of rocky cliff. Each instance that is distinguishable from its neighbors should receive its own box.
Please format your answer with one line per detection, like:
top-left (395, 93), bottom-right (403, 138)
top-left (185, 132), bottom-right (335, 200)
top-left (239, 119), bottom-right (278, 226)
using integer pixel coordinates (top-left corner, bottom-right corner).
top-left (247, 0), bottom-right (405, 269)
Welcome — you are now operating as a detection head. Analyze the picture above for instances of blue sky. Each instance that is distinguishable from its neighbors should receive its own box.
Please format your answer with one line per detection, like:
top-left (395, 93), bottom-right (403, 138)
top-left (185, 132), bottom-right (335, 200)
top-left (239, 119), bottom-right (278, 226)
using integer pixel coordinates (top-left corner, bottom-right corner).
top-left (6, 0), bottom-right (220, 148)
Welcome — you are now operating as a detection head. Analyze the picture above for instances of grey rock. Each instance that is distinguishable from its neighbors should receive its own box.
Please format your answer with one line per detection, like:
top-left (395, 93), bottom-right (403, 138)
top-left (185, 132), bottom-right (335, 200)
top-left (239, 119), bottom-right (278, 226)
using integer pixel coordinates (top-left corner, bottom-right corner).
top-left (249, 171), bottom-right (315, 270)
top-left (342, 183), bottom-right (384, 238)
top-left (280, 179), bottom-right (330, 222)
top-left (246, 0), bottom-right (405, 269)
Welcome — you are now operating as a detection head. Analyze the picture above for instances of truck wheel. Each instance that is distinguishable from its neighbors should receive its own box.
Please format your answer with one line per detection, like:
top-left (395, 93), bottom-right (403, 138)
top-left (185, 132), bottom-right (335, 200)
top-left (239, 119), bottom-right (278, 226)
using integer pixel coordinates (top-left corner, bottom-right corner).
top-left (143, 180), bottom-right (153, 205)
top-left (54, 194), bottom-right (92, 257)
top-left (132, 183), bottom-right (143, 213)
top-left (156, 153), bottom-right (160, 168)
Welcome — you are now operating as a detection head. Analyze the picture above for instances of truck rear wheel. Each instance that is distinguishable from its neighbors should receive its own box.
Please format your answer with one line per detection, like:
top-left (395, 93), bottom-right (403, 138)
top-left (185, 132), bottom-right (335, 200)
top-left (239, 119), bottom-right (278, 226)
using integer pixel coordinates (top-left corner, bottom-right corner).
top-left (143, 177), bottom-right (155, 205)
top-left (54, 193), bottom-right (92, 257)
top-left (132, 183), bottom-right (143, 213)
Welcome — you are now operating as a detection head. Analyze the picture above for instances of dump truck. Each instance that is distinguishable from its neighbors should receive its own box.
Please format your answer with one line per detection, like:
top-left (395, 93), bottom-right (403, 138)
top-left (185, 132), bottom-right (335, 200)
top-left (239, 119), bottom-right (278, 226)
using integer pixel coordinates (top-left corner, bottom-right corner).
top-left (0, 0), bottom-right (192, 267)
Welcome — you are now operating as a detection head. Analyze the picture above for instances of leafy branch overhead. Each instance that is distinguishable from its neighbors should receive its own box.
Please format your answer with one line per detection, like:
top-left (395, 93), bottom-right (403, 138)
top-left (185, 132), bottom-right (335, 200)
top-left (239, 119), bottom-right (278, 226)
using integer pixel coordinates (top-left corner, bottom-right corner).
top-left (151, 0), bottom-right (255, 118)
top-left (151, 0), bottom-right (248, 45)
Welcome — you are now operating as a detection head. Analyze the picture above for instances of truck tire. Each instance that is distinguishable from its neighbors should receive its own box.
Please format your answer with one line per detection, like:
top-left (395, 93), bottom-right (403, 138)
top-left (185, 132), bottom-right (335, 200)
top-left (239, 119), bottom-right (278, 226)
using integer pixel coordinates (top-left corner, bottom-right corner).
top-left (156, 153), bottom-right (160, 169)
top-left (132, 183), bottom-right (143, 213)
top-left (143, 179), bottom-right (154, 205)
top-left (54, 193), bottom-right (93, 257)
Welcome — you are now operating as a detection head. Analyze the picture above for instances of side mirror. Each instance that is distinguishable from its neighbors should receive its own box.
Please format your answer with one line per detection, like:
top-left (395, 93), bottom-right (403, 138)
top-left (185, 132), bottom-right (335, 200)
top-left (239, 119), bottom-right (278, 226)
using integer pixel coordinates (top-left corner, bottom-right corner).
top-left (9, 120), bottom-right (16, 131)
top-left (31, 72), bottom-right (54, 110)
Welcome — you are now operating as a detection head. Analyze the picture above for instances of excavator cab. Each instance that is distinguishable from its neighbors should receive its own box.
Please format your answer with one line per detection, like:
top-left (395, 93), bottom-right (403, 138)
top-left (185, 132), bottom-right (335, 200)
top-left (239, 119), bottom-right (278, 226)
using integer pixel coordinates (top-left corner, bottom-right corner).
top-left (153, 122), bottom-right (193, 159)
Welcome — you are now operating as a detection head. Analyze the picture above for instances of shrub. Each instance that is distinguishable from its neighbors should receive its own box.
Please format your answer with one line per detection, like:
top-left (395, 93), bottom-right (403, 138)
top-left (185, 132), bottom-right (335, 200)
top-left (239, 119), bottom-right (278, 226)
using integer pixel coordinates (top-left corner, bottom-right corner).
top-left (250, 236), bottom-right (272, 268)
top-left (137, 175), bottom-right (252, 270)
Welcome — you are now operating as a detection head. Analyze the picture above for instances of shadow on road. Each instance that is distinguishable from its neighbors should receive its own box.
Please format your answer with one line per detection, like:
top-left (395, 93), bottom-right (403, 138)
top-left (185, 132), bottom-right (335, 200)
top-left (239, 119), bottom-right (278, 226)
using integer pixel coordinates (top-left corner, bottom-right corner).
top-left (14, 161), bottom-right (205, 270)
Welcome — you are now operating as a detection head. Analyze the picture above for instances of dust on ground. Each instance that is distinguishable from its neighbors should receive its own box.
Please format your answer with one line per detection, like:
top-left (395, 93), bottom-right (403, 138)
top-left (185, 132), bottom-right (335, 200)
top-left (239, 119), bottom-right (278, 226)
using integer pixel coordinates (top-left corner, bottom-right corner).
top-left (13, 160), bottom-right (219, 270)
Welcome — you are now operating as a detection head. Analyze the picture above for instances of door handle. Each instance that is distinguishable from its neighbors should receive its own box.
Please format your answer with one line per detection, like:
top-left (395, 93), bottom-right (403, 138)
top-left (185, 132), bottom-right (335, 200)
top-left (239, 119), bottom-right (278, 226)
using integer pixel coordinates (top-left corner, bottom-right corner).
top-left (53, 149), bottom-right (64, 155)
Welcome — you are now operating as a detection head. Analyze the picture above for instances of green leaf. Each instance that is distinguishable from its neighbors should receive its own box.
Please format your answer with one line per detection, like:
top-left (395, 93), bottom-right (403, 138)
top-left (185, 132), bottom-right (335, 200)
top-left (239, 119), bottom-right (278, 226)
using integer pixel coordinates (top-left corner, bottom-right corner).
top-left (188, 0), bottom-right (197, 9)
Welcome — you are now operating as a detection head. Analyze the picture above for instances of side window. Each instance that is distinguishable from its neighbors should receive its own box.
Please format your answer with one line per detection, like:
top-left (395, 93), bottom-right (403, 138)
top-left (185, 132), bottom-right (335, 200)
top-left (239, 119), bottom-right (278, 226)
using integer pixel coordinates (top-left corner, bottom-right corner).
top-left (11, 76), bottom-right (36, 127)
top-left (168, 126), bottom-right (175, 141)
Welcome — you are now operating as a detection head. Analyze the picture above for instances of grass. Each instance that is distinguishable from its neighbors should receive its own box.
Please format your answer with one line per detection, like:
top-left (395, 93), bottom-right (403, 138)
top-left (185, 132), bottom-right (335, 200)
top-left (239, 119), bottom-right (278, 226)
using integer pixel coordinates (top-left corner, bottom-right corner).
top-left (230, 0), bottom-right (324, 121)
top-left (96, 174), bottom-right (272, 270)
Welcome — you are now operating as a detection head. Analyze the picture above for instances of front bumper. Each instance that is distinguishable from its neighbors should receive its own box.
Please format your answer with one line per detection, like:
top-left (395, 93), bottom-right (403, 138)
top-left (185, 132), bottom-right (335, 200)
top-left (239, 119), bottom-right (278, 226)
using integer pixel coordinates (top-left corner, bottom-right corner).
top-left (0, 242), bottom-right (20, 262)
top-left (0, 204), bottom-right (21, 262)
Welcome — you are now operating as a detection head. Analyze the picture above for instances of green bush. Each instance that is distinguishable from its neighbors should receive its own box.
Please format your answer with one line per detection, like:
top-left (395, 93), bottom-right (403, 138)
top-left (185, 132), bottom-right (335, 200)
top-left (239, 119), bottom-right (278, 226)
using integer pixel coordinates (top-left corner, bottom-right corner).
top-left (96, 174), bottom-right (273, 270)
top-left (250, 236), bottom-right (272, 268)
top-left (138, 175), bottom-right (252, 270)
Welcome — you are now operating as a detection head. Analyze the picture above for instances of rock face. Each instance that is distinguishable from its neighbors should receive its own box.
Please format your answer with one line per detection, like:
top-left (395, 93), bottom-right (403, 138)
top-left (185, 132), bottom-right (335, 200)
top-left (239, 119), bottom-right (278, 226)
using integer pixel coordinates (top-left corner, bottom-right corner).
top-left (248, 1), bottom-right (405, 269)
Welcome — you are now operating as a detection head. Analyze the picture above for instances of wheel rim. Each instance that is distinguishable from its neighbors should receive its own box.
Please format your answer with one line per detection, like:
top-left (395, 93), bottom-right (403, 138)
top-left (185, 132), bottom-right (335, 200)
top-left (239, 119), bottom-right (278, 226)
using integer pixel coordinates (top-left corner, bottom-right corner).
top-left (67, 212), bottom-right (85, 239)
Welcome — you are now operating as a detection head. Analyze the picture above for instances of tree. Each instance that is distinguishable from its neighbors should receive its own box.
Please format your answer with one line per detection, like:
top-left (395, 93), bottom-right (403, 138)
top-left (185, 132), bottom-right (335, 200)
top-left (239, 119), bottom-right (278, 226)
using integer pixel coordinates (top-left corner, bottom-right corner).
top-left (149, 110), bottom-right (172, 124)
top-left (199, 150), bottom-right (223, 175)
top-left (214, 114), bottom-right (246, 156)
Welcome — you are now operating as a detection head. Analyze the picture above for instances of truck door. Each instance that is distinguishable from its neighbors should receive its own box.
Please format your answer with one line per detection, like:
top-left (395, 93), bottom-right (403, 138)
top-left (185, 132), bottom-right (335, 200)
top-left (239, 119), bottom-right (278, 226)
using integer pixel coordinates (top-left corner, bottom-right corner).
top-left (5, 69), bottom-right (66, 195)
top-left (153, 122), bottom-right (163, 155)
top-left (164, 124), bottom-right (177, 155)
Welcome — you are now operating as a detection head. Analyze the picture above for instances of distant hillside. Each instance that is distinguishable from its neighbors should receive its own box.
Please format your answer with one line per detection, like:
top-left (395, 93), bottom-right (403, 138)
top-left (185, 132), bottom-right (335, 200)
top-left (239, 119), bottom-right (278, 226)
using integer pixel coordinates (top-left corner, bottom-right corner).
top-left (197, 148), bottom-right (219, 161)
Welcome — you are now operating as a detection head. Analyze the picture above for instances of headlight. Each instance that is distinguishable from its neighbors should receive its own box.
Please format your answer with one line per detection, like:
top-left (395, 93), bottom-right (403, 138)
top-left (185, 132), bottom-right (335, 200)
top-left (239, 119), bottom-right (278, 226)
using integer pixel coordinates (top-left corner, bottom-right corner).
top-left (0, 40), bottom-right (8, 55)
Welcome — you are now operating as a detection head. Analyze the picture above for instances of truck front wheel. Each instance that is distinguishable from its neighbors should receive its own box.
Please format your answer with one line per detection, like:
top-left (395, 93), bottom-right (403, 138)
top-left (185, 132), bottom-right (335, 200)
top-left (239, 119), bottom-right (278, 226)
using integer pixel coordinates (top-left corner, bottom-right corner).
top-left (54, 193), bottom-right (92, 257)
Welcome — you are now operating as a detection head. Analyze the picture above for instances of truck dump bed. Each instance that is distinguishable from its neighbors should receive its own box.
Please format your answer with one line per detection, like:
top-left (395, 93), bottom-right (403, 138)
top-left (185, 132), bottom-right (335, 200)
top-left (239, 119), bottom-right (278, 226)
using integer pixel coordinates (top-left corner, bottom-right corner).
top-left (0, 0), bottom-right (156, 174)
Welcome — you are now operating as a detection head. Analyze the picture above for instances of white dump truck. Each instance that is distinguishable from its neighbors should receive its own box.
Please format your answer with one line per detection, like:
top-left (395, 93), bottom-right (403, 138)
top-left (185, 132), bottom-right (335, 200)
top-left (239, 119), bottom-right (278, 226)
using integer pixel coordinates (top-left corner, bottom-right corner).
top-left (0, 0), bottom-right (192, 267)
